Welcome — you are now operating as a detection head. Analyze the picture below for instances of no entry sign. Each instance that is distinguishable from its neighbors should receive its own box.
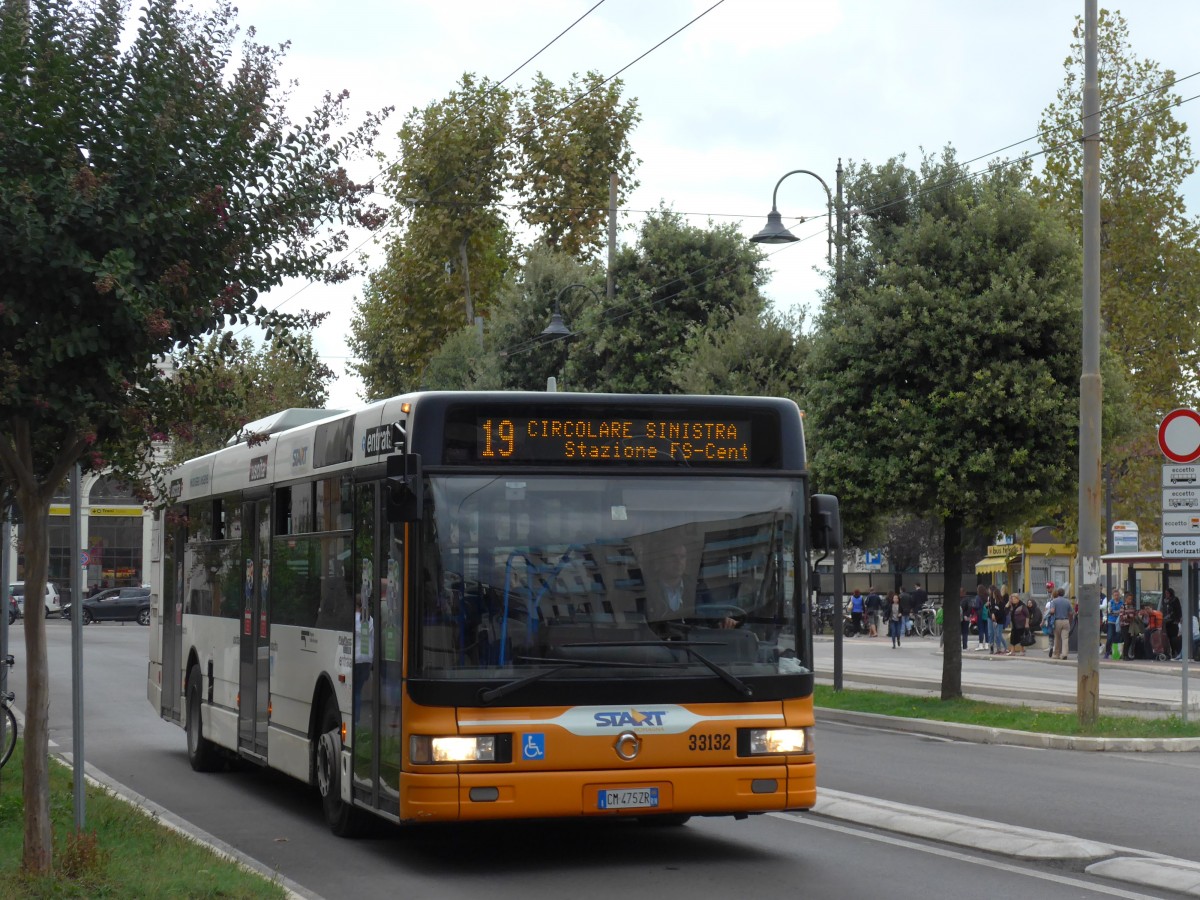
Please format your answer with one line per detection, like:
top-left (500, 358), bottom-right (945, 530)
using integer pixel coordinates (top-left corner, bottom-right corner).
top-left (1158, 409), bottom-right (1200, 464)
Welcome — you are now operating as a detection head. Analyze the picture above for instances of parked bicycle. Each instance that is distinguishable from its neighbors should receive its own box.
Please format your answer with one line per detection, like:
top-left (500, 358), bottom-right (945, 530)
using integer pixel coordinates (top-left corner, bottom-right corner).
top-left (909, 603), bottom-right (937, 638)
top-left (1, 654), bottom-right (15, 771)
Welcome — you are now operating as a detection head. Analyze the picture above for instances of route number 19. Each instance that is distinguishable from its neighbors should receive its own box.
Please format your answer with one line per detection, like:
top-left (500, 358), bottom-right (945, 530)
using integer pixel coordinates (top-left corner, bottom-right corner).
top-left (481, 419), bottom-right (515, 457)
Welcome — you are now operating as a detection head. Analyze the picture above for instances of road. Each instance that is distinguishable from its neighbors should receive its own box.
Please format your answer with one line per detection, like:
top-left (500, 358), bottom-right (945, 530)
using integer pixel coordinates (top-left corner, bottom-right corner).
top-left (0, 618), bottom-right (1190, 899)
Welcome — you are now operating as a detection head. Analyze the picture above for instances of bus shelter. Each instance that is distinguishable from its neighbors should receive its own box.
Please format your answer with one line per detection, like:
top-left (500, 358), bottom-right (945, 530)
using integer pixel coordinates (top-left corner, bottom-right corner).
top-left (1099, 551), bottom-right (1183, 607)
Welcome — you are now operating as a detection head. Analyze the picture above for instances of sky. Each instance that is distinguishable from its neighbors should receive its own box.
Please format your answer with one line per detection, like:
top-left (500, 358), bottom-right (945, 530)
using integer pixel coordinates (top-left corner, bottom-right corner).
top-left (201, 0), bottom-right (1200, 410)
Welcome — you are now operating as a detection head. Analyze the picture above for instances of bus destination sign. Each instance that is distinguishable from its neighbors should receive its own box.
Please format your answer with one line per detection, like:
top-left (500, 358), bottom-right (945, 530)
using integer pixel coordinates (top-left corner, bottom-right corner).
top-left (476, 416), bottom-right (753, 465)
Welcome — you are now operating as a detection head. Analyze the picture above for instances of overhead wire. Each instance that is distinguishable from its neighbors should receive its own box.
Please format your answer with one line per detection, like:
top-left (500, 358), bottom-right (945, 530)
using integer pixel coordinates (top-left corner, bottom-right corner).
top-left (499, 86), bottom-right (1200, 362)
top-left (229, 0), bottom-right (610, 334)
top-left (242, 0), bottom-right (725, 332)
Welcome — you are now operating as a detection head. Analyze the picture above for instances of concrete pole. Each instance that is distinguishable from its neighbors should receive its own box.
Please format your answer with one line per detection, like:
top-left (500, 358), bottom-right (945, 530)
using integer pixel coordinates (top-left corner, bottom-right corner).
top-left (71, 463), bottom-right (85, 828)
top-left (1077, 0), bottom-right (1102, 724)
top-left (607, 173), bottom-right (618, 301)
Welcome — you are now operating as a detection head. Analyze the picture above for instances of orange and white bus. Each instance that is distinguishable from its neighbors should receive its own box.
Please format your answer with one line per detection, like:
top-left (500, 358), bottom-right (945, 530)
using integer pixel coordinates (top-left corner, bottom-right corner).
top-left (147, 391), bottom-right (839, 834)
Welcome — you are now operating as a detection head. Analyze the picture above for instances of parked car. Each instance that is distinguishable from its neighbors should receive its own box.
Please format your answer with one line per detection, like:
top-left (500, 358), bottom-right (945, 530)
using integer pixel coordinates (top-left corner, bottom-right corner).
top-left (9, 581), bottom-right (63, 618)
top-left (77, 587), bottom-right (152, 626)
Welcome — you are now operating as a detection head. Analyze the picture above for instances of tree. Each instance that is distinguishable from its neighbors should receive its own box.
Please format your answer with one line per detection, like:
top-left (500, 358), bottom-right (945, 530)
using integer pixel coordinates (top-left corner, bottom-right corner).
top-left (349, 71), bottom-right (640, 397)
top-left (566, 208), bottom-right (769, 394)
top-left (511, 71), bottom-right (641, 258)
top-left (0, 0), bottom-right (387, 872)
top-left (349, 74), bottom-right (514, 398)
top-left (1033, 9), bottom-right (1200, 541)
top-left (170, 329), bottom-right (337, 460)
top-left (669, 302), bottom-right (809, 400)
top-left (807, 150), bottom-right (1082, 700)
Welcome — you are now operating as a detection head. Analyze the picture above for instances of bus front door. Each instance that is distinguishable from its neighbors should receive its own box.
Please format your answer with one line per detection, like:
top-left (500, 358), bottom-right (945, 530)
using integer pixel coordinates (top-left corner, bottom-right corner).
top-left (238, 498), bottom-right (271, 759)
top-left (160, 523), bottom-right (185, 723)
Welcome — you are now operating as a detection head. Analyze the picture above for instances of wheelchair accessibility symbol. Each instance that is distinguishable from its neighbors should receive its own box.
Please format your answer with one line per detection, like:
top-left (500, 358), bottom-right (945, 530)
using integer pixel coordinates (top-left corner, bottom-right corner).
top-left (522, 733), bottom-right (545, 760)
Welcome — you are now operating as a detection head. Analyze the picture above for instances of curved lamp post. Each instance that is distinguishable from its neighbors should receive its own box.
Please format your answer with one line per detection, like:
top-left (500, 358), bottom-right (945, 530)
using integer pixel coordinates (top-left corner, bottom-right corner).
top-left (751, 160), bottom-right (844, 288)
top-left (540, 282), bottom-right (600, 340)
top-left (540, 283), bottom-right (601, 391)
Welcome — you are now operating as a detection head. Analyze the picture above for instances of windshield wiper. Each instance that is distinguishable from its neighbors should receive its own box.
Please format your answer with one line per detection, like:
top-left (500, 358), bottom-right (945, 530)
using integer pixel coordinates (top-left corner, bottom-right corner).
top-left (563, 641), bottom-right (753, 698)
top-left (477, 656), bottom-right (667, 704)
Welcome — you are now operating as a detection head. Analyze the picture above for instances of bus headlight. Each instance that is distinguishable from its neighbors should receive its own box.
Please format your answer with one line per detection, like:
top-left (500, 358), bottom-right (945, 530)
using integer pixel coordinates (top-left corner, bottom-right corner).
top-left (745, 727), bottom-right (812, 755)
top-left (410, 735), bottom-right (497, 764)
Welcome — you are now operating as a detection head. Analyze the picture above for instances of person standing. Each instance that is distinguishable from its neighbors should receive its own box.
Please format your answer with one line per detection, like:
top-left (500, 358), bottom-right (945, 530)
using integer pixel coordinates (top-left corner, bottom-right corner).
top-left (989, 584), bottom-right (1009, 655)
top-left (1009, 592), bottom-right (1030, 656)
top-left (865, 589), bottom-right (882, 637)
top-left (887, 591), bottom-right (903, 648)
top-left (1163, 587), bottom-right (1183, 659)
top-left (849, 589), bottom-right (865, 636)
top-left (959, 587), bottom-right (971, 651)
top-left (970, 584), bottom-right (988, 651)
top-left (1104, 588), bottom-right (1125, 658)
top-left (1046, 588), bottom-right (1073, 660)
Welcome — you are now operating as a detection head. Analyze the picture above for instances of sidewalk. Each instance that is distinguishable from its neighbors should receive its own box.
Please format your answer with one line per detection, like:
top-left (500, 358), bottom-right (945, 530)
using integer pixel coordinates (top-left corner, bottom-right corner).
top-left (812, 632), bottom-right (1200, 751)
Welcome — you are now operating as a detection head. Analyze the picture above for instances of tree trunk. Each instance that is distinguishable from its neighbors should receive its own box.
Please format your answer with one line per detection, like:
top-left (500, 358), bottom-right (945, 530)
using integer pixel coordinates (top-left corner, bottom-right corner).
top-left (18, 488), bottom-right (53, 873)
top-left (940, 514), bottom-right (964, 700)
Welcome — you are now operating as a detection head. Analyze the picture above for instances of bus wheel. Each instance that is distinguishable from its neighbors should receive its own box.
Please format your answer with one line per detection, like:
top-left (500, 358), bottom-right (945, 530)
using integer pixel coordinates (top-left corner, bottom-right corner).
top-left (186, 667), bottom-right (220, 772)
top-left (316, 699), bottom-right (367, 837)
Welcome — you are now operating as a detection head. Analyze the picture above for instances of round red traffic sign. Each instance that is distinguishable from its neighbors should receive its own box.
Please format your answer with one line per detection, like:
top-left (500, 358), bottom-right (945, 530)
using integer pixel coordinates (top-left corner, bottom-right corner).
top-left (1159, 408), bottom-right (1200, 463)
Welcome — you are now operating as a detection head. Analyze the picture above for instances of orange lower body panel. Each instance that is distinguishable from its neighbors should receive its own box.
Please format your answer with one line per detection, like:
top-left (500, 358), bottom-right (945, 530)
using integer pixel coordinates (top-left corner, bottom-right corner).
top-left (399, 761), bottom-right (815, 822)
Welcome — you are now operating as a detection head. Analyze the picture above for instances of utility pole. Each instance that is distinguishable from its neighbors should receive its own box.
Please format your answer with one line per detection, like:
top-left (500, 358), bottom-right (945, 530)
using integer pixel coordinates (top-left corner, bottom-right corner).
top-left (607, 173), bottom-right (618, 301)
top-left (1077, 0), bottom-right (1102, 724)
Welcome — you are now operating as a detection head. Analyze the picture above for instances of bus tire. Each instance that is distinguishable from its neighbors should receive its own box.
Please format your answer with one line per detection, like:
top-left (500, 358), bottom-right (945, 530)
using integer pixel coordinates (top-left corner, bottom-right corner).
top-left (316, 698), bottom-right (368, 837)
top-left (186, 667), bottom-right (220, 772)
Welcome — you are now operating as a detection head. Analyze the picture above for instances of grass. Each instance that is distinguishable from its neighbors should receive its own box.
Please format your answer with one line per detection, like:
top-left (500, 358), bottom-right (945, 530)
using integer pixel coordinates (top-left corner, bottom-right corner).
top-left (0, 739), bottom-right (288, 899)
top-left (814, 684), bottom-right (1200, 738)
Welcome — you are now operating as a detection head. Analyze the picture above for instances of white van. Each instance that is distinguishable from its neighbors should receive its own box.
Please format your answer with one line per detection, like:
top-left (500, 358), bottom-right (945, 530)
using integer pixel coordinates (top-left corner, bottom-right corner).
top-left (10, 581), bottom-right (63, 618)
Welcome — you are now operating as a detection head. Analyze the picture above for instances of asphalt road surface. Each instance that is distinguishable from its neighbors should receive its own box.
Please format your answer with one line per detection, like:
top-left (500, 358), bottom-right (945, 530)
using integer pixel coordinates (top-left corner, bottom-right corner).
top-left (0, 620), bottom-right (1185, 899)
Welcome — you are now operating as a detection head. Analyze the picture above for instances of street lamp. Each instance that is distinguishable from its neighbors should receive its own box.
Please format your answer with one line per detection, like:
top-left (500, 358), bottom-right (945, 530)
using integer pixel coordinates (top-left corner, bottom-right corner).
top-left (751, 160), bottom-right (845, 288)
top-left (540, 282), bottom-right (600, 340)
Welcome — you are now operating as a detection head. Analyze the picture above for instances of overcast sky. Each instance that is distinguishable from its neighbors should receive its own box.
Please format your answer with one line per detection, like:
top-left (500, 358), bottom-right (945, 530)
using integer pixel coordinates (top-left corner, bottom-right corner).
top-left (207, 0), bottom-right (1200, 410)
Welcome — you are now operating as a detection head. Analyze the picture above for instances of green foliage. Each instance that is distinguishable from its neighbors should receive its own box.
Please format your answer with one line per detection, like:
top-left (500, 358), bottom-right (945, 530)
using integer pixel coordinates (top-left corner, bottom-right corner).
top-left (471, 244), bottom-right (601, 392)
top-left (566, 208), bottom-right (769, 394)
top-left (350, 74), bottom-right (513, 398)
top-left (512, 72), bottom-right (641, 258)
top-left (0, 0), bottom-right (387, 480)
top-left (670, 302), bottom-right (809, 400)
top-left (810, 150), bottom-right (1082, 543)
top-left (1033, 9), bottom-right (1200, 541)
top-left (0, 739), bottom-right (288, 897)
top-left (169, 330), bottom-right (336, 460)
top-left (0, 0), bottom-right (387, 872)
top-left (350, 71), bottom-right (640, 396)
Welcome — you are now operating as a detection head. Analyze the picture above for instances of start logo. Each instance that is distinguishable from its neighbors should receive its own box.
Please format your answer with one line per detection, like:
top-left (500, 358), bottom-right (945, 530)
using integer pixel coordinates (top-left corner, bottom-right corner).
top-left (593, 709), bottom-right (668, 729)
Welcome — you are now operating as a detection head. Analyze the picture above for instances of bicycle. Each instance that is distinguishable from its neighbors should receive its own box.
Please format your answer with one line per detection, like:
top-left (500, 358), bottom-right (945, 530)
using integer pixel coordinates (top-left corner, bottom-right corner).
top-left (910, 605), bottom-right (936, 638)
top-left (1, 654), bottom-right (15, 771)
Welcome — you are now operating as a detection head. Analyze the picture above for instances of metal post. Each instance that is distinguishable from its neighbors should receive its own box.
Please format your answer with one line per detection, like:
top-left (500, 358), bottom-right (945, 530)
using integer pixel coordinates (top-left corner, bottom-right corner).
top-left (1076, 0), bottom-right (1102, 724)
top-left (833, 542), bottom-right (844, 691)
top-left (71, 463), bottom-right (85, 829)
top-left (1104, 464), bottom-right (1113, 599)
top-left (0, 511), bottom-right (9, 758)
top-left (1184, 562), bottom-right (1194, 723)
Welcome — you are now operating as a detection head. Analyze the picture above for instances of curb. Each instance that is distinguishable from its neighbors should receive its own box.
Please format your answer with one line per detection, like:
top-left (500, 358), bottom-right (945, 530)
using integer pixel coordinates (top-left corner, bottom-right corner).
top-left (816, 667), bottom-right (1196, 715)
top-left (815, 707), bottom-right (1200, 752)
top-left (813, 787), bottom-right (1111, 859)
top-left (813, 787), bottom-right (1200, 897)
top-left (54, 751), bottom-right (320, 900)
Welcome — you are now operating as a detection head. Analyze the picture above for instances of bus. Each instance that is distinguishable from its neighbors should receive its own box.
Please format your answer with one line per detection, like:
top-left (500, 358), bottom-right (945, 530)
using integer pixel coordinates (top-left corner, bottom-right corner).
top-left (147, 391), bottom-right (840, 834)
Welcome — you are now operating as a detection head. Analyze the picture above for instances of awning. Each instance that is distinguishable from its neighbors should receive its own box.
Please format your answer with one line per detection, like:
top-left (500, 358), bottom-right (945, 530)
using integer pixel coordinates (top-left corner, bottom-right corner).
top-left (975, 556), bottom-right (1013, 574)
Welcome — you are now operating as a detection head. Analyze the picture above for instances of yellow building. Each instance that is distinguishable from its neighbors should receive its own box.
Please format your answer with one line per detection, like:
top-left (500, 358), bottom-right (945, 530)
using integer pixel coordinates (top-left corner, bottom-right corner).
top-left (975, 526), bottom-right (1075, 601)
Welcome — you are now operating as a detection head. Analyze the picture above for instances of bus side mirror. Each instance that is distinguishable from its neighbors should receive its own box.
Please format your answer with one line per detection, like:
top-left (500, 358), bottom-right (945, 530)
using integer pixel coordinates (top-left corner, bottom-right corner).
top-left (810, 494), bottom-right (842, 553)
top-left (386, 453), bottom-right (424, 523)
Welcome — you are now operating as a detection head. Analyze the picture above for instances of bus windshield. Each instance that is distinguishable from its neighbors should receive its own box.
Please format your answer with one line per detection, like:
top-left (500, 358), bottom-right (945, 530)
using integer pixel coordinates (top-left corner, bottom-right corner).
top-left (414, 474), bottom-right (805, 684)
